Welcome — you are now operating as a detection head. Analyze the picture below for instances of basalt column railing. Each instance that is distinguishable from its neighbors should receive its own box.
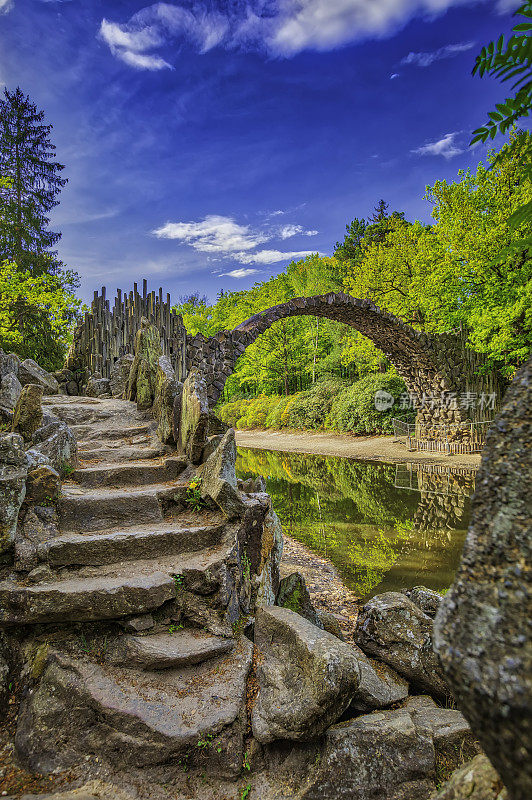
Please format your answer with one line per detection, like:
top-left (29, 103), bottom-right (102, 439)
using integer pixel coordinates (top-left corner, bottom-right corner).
top-left (66, 282), bottom-right (187, 382)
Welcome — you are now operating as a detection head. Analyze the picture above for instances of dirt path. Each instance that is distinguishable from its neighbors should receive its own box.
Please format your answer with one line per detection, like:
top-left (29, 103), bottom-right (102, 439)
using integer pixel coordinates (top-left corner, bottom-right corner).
top-left (236, 429), bottom-right (481, 468)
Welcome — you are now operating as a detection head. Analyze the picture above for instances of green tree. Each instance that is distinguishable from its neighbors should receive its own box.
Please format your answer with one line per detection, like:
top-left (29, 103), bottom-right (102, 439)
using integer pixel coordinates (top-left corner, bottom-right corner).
top-left (0, 87), bottom-right (66, 272)
top-left (0, 259), bottom-right (82, 370)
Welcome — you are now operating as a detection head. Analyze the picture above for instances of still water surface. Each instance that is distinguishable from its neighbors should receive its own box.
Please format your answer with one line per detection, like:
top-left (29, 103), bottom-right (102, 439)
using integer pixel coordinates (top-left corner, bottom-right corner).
top-left (236, 447), bottom-right (476, 600)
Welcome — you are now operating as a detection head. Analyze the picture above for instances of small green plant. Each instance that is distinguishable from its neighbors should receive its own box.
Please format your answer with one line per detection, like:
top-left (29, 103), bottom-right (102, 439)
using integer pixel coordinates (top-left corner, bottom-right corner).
top-left (243, 749), bottom-right (251, 771)
top-left (168, 623), bottom-right (183, 634)
top-left (196, 733), bottom-right (215, 749)
top-left (184, 478), bottom-right (207, 511)
top-left (240, 784), bottom-right (251, 800)
top-left (171, 573), bottom-right (184, 590)
top-left (60, 462), bottom-right (75, 477)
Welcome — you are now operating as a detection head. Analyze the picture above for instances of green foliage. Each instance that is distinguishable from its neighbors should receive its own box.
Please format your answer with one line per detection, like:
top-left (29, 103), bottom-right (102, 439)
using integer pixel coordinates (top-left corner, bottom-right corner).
top-left (325, 373), bottom-right (413, 434)
top-left (283, 378), bottom-right (346, 430)
top-left (0, 256), bottom-right (82, 371)
top-left (472, 3), bottom-right (532, 252)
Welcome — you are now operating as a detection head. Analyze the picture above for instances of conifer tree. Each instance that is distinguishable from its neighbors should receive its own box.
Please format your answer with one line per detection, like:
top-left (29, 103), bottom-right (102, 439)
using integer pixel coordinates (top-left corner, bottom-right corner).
top-left (0, 86), bottom-right (66, 273)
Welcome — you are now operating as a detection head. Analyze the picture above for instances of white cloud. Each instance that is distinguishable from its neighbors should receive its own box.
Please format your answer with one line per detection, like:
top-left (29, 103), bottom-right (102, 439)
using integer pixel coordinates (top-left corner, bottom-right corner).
top-left (153, 215), bottom-right (268, 253)
top-left (279, 224), bottom-right (318, 239)
top-left (219, 268), bottom-right (260, 278)
top-left (99, 1), bottom-right (504, 67)
top-left (235, 249), bottom-right (317, 264)
top-left (495, 0), bottom-right (522, 11)
top-left (413, 132), bottom-right (464, 159)
top-left (401, 41), bottom-right (475, 68)
top-left (390, 72), bottom-right (400, 79)
top-left (0, 0), bottom-right (13, 14)
top-left (153, 213), bottom-right (319, 265)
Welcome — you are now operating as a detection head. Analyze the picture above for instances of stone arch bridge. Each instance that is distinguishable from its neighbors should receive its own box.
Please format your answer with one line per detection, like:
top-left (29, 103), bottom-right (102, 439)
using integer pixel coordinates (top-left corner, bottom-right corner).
top-left (66, 284), bottom-right (501, 435)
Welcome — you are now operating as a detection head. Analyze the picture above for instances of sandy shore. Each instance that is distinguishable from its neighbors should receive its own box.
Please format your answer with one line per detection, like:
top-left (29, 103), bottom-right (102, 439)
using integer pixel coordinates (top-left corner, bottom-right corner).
top-left (236, 429), bottom-right (481, 468)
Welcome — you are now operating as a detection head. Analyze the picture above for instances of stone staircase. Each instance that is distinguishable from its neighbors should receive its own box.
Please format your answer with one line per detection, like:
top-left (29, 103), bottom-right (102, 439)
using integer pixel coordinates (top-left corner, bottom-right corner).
top-left (0, 396), bottom-right (256, 777)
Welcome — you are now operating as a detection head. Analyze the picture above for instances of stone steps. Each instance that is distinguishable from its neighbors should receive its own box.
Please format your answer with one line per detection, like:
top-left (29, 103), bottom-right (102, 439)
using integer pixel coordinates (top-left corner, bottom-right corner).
top-left (0, 571), bottom-right (176, 624)
top-left (16, 641), bottom-right (253, 776)
top-left (108, 629), bottom-right (235, 670)
top-left (70, 457), bottom-right (188, 488)
top-left (70, 423), bottom-right (153, 441)
top-left (0, 546), bottom-right (232, 624)
top-left (58, 482), bottom-right (188, 532)
top-left (78, 443), bottom-right (167, 464)
top-left (36, 519), bottom-right (227, 566)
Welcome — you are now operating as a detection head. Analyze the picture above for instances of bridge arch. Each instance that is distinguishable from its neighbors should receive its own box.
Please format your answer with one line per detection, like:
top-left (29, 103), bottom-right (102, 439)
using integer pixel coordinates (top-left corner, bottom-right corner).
top-left (187, 292), bottom-right (476, 427)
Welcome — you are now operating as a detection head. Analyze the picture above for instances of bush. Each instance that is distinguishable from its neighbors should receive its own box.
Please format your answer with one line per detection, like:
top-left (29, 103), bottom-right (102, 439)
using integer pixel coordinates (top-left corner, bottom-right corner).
top-left (286, 379), bottom-right (346, 429)
top-left (325, 372), bottom-right (414, 434)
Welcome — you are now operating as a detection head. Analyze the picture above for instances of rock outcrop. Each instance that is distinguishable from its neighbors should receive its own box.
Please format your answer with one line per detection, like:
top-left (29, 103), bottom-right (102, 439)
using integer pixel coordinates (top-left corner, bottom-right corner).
top-left (298, 696), bottom-right (478, 800)
top-left (0, 432), bottom-right (28, 554)
top-left (199, 428), bottom-right (245, 517)
top-left (178, 369), bottom-right (210, 464)
top-left (12, 384), bottom-right (44, 441)
top-left (252, 606), bottom-right (361, 743)
top-left (153, 355), bottom-right (180, 444)
top-left (18, 358), bottom-right (60, 395)
top-left (355, 591), bottom-right (449, 699)
top-left (434, 357), bottom-right (532, 800)
top-left (126, 318), bottom-right (163, 410)
top-left (429, 754), bottom-right (508, 800)
top-left (276, 571), bottom-right (323, 628)
top-left (109, 354), bottom-right (134, 398)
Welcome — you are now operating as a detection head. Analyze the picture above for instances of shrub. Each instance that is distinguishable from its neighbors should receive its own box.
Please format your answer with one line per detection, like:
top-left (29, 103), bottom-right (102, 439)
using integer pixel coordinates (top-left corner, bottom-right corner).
top-left (286, 378), bottom-right (345, 429)
top-left (325, 372), bottom-right (414, 434)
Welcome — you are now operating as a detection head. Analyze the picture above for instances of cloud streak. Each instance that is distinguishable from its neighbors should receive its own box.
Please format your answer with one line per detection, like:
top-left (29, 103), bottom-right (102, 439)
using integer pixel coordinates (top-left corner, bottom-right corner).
top-left (99, 1), bottom-right (512, 69)
top-left (401, 40), bottom-right (475, 68)
top-left (413, 132), bottom-right (464, 159)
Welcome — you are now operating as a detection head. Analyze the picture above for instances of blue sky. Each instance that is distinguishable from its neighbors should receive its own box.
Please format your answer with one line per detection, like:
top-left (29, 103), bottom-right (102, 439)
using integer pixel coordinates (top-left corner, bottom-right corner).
top-left (0, 0), bottom-right (524, 303)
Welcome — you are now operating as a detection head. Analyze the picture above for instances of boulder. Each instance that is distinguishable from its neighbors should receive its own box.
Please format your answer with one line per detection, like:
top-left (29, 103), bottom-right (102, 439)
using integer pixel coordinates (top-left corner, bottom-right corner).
top-left (109, 354), bottom-right (134, 399)
top-left (25, 465), bottom-right (61, 505)
top-left (30, 415), bottom-right (78, 472)
top-left (251, 606), bottom-right (361, 743)
top-left (0, 370), bottom-right (22, 410)
top-left (126, 318), bottom-right (162, 410)
top-left (316, 610), bottom-right (345, 640)
top-left (199, 429), bottom-right (245, 517)
top-left (277, 572), bottom-right (323, 629)
top-left (298, 696), bottom-right (477, 800)
top-left (0, 348), bottom-right (20, 378)
top-left (85, 375), bottom-right (111, 398)
top-left (153, 356), bottom-right (180, 444)
top-left (0, 432), bottom-right (28, 554)
top-left (256, 505), bottom-right (284, 607)
top-left (348, 643), bottom-right (409, 712)
top-left (179, 369), bottom-right (210, 463)
top-left (355, 591), bottom-right (449, 699)
top-left (402, 586), bottom-right (442, 618)
top-left (18, 358), bottom-right (59, 395)
top-left (428, 754), bottom-right (508, 800)
top-left (434, 357), bottom-right (532, 800)
top-left (12, 383), bottom-right (44, 441)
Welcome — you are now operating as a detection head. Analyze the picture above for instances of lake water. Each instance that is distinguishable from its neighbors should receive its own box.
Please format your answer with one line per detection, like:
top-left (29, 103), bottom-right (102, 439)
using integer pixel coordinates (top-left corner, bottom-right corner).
top-left (236, 447), bottom-right (476, 600)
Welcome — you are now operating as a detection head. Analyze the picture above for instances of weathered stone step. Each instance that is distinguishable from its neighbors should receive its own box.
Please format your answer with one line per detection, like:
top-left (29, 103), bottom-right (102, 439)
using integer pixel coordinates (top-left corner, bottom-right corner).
top-left (70, 423), bottom-right (152, 442)
top-left (78, 443), bottom-right (167, 464)
top-left (58, 483), bottom-right (187, 533)
top-left (0, 571), bottom-right (175, 625)
top-left (0, 547), bottom-right (233, 624)
top-left (70, 457), bottom-right (187, 488)
top-left (16, 642), bottom-right (253, 776)
top-left (109, 630), bottom-right (235, 670)
top-left (37, 520), bottom-right (226, 566)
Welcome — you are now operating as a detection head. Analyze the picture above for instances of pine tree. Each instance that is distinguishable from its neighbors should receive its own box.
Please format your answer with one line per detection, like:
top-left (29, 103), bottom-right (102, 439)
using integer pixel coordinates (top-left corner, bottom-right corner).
top-left (0, 86), bottom-right (66, 273)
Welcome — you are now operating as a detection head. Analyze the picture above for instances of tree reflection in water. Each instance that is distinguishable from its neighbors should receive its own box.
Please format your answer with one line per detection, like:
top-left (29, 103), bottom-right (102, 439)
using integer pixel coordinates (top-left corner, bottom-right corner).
top-left (236, 448), bottom-right (476, 599)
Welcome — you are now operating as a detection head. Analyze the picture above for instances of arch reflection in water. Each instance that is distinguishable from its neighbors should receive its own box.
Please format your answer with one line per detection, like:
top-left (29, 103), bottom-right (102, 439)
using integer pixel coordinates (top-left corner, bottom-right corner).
top-left (236, 448), bottom-right (476, 600)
